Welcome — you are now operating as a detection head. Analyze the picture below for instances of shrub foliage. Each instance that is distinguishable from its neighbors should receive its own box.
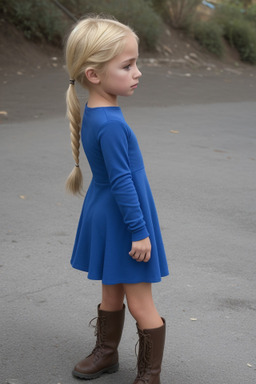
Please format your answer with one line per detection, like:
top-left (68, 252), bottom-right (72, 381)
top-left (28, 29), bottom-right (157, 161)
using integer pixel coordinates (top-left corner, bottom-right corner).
top-left (214, 3), bottom-right (256, 64)
top-left (60, 0), bottom-right (162, 50)
top-left (189, 1), bottom-right (256, 63)
top-left (1, 0), bottom-right (66, 44)
top-left (223, 18), bottom-right (256, 64)
top-left (193, 22), bottom-right (224, 58)
top-left (0, 0), bottom-right (161, 50)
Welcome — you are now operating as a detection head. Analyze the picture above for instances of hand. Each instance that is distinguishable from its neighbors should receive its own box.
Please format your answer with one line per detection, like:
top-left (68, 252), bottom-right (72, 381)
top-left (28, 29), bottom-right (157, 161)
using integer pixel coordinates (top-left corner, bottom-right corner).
top-left (129, 237), bottom-right (151, 263)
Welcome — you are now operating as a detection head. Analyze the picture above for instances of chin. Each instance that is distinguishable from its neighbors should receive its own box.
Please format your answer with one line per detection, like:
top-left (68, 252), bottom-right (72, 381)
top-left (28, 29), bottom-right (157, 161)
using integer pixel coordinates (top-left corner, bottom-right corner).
top-left (120, 91), bottom-right (133, 97)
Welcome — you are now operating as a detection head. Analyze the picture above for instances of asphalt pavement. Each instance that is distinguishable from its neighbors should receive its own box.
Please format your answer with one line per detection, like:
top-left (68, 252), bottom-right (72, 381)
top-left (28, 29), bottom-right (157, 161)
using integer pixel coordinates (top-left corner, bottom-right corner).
top-left (1, 65), bottom-right (256, 384)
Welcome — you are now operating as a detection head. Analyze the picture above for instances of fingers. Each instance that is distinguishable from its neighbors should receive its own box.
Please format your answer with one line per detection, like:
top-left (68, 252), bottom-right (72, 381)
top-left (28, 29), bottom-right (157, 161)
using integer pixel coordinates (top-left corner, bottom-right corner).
top-left (130, 252), bottom-right (144, 262)
top-left (129, 238), bottom-right (151, 263)
top-left (130, 251), bottom-right (151, 263)
top-left (144, 250), bottom-right (151, 262)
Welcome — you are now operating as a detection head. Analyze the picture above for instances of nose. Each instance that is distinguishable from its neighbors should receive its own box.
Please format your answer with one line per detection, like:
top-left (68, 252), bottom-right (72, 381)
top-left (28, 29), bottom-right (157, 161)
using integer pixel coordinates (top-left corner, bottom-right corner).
top-left (134, 65), bottom-right (142, 79)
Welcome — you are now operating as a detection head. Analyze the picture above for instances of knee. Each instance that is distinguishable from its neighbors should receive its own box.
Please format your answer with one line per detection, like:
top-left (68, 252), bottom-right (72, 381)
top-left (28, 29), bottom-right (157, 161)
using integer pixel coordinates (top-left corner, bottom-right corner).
top-left (126, 297), bottom-right (153, 322)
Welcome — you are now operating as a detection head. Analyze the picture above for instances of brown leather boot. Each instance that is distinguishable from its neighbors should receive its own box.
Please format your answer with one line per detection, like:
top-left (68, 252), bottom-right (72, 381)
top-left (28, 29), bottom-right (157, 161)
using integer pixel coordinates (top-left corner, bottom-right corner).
top-left (72, 304), bottom-right (125, 380)
top-left (133, 319), bottom-right (166, 384)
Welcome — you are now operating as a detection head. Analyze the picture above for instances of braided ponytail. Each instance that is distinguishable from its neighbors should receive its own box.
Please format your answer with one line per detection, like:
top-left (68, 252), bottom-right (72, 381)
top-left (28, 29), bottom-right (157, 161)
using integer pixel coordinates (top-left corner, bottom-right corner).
top-left (65, 83), bottom-right (83, 194)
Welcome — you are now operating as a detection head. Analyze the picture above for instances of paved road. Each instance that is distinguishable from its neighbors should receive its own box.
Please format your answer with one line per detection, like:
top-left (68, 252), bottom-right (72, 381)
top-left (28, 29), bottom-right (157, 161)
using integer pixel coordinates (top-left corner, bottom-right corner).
top-left (1, 66), bottom-right (256, 384)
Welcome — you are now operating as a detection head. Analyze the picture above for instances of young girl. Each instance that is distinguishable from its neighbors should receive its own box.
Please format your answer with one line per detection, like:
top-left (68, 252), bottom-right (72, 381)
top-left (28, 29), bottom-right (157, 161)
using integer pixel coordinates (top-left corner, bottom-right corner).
top-left (65, 16), bottom-right (169, 383)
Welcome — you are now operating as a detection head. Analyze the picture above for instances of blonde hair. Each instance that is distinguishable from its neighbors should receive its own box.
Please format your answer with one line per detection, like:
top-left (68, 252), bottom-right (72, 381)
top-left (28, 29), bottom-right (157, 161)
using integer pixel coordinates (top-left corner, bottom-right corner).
top-left (65, 16), bottom-right (138, 195)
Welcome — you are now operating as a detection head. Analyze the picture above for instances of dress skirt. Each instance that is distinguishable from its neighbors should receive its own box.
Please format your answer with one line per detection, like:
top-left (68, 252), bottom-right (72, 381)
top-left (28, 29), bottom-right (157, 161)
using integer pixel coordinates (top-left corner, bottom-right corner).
top-left (71, 169), bottom-right (169, 285)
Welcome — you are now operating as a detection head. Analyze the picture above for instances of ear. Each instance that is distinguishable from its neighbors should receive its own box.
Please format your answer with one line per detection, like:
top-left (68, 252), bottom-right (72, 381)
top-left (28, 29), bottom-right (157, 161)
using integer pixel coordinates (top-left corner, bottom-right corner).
top-left (85, 68), bottom-right (101, 85)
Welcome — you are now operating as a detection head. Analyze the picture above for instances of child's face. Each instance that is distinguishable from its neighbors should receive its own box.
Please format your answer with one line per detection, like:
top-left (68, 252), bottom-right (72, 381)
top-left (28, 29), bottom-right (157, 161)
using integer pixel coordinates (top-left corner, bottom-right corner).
top-left (99, 35), bottom-right (142, 101)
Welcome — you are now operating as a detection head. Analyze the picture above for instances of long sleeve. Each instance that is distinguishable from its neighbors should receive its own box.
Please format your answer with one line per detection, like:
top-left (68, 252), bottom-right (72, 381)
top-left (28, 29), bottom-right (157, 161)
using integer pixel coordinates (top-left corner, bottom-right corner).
top-left (98, 120), bottom-right (149, 241)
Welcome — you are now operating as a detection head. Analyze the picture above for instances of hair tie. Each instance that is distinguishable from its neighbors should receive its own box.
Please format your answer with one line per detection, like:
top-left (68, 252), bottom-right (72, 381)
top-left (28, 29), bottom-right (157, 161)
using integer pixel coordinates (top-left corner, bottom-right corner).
top-left (69, 79), bottom-right (75, 85)
top-left (75, 163), bottom-right (79, 167)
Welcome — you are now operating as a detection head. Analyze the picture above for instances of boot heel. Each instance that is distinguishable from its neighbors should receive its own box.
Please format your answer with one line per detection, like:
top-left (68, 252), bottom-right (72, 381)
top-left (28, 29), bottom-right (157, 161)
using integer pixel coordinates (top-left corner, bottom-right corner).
top-left (106, 362), bottom-right (119, 374)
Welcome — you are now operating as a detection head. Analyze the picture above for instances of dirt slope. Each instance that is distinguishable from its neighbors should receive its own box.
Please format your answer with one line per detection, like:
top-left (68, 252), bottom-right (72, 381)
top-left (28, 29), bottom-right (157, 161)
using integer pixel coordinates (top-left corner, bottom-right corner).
top-left (1, 18), bottom-right (255, 79)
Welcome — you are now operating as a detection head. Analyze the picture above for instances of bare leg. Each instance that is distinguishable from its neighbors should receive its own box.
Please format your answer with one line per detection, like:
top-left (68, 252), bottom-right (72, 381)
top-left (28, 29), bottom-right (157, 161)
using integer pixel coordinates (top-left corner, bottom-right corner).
top-left (100, 283), bottom-right (125, 311)
top-left (123, 282), bottom-right (163, 329)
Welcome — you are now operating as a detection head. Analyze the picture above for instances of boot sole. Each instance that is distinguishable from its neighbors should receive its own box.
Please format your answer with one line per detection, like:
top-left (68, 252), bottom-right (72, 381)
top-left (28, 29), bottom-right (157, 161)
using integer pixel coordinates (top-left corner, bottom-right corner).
top-left (72, 362), bottom-right (119, 380)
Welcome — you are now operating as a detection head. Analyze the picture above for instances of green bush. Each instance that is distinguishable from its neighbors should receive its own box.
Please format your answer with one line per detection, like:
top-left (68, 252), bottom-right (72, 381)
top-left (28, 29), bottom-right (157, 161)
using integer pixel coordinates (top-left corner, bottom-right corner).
top-left (214, 3), bottom-right (244, 26)
top-left (245, 5), bottom-right (256, 27)
top-left (224, 18), bottom-right (256, 64)
top-left (0, 0), bottom-right (66, 44)
top-left (193, 21), bottom-right (224, 57)
top-left (147, 0), bottom-right (170, 22)
top-left (0, 0), bottom-right (162, 50)
top-left (60, 0), bottom-right (162, 50)
top-left (213, 3), bottom-right (256, 64)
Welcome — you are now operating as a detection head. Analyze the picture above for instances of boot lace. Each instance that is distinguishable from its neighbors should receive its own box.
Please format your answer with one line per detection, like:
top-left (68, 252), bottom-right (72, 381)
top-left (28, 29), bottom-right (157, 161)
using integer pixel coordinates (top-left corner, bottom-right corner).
top-left (88, 315), bottom-right (106, 360)
top-left (134, 330), bottom-right (152, 383)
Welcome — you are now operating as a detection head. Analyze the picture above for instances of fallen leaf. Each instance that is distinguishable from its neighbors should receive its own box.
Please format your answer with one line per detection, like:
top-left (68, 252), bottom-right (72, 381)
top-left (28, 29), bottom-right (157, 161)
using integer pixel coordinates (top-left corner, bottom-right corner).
top-left (214, 149), bottom-right (227, 153)
top-left (170, 130), bottom-right (179, 134)
top-left (19, 195), bottom-right (27, 200)
top-left (0, 111), bottom-right (8, 116)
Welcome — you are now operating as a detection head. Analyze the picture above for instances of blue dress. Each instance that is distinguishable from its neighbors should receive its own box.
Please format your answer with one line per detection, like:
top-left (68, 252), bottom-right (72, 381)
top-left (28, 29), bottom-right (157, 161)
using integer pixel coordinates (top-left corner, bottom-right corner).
top-left (71, 105), bottom-right (169, 284)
